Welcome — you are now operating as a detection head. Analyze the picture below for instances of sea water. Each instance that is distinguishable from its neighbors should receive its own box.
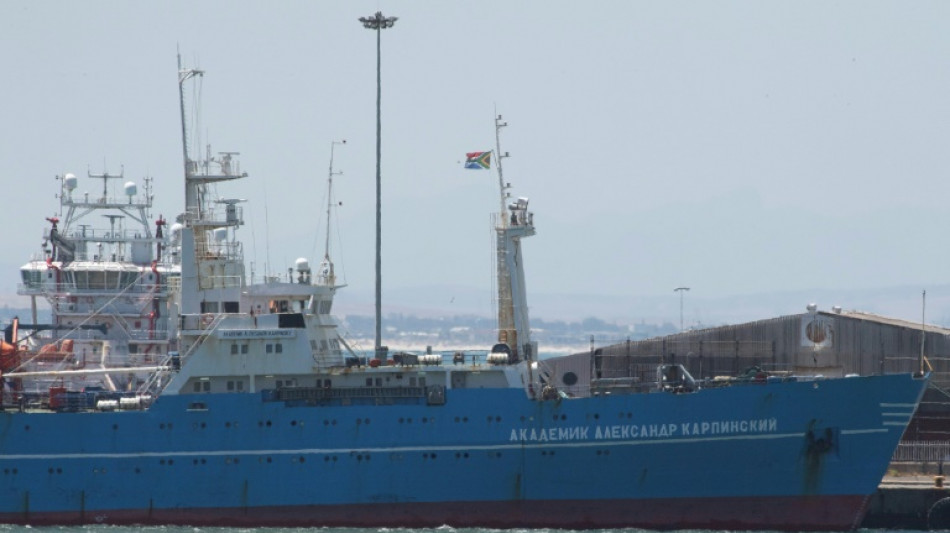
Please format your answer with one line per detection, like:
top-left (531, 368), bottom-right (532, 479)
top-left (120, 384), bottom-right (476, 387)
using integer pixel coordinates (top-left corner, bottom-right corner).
top-left (0, 527), bottom-right (929, 533)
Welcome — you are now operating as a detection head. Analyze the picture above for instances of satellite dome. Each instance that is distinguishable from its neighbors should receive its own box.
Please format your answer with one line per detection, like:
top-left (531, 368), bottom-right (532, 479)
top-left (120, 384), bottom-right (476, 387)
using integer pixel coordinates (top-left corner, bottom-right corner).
top-left (295, 258), bottom-right (310, 272)
top-left (64, 173), bottom-right (78, 191)
top-left (124, 181), bottom-right (137, 197)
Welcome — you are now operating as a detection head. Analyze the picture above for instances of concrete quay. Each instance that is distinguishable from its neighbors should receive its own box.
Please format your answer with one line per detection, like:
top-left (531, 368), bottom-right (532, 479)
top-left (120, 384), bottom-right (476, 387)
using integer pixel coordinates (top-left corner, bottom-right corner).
top-left (863, 465), bottom-right (950, 529)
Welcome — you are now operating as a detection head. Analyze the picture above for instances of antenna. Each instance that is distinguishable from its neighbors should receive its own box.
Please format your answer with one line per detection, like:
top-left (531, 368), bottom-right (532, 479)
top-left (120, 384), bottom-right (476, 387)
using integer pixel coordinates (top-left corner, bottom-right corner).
top-left (325, 140), bottom-right (346, 261)
top-left (88, 168), bottom-right (124, 203)
top-left (178, 52), bottom-right (204, 179)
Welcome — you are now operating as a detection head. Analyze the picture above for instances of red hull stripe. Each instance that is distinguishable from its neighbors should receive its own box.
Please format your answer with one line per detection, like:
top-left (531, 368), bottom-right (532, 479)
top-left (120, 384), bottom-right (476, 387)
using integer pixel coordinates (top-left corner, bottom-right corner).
top-left (0, 495), bottom-right (869, 531)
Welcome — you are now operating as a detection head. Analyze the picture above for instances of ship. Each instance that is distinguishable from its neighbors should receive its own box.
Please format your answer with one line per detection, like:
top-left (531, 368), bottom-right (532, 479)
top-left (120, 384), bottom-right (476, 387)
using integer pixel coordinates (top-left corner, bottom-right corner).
top-left (0, 58), bottom-right (929, 531)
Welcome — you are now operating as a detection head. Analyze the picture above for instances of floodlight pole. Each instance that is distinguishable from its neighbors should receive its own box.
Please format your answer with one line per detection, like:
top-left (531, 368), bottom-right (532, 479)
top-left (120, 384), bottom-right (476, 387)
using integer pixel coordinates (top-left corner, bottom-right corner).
top-left (359, 11), bottom-right (397, 360)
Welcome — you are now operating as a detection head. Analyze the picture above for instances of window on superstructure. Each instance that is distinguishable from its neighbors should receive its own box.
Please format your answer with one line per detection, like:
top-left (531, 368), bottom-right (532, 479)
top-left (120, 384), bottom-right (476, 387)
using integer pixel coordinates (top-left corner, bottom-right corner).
top-left (202, 381), bottom-right (210, 392)
top-left (241, 344), bottom-right (248, 354)
top-left (275, 343), bottom-right (283, 354)
top-left (319, 300), bottom-right (332, 315)
top-left (266, 344), bottom-right (273, 354)
top-left (227, 381), bottom-right (235, 391)
top-left (89, 271), bottom-right (106, 289)
top-left (121, 272), bottom-right (137, 287)
top-left (230, 344), bottom-right (238, 355)
top-left (237, 381), bottom-right (244, 392)
top-left (329, 339), bottom-right (340, 353)
top-left (21, 270), bottom-right (41, 288)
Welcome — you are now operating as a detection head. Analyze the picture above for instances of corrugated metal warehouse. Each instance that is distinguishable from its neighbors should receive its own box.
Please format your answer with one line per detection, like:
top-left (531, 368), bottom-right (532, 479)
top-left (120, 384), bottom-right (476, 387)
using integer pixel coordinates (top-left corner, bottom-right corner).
top-left (544, 306), bottom-right (950, 440)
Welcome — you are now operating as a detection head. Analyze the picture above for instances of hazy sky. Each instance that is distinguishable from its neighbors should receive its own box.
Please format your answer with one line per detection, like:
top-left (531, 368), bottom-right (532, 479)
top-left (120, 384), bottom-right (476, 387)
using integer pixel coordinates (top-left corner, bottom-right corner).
top-left (2, 1), bottom-right (950, 324)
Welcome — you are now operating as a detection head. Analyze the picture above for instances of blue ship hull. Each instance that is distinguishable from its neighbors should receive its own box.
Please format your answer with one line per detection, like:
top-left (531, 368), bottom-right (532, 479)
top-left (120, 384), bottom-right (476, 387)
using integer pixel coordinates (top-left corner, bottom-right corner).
top-left (0, 372), bottom-right (926, 530)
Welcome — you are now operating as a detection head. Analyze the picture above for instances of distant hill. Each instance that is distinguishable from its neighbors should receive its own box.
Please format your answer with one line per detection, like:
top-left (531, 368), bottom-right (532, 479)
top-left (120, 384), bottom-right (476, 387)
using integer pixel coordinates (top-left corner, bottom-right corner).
top-left (330, 283), bottom-right (950, 329)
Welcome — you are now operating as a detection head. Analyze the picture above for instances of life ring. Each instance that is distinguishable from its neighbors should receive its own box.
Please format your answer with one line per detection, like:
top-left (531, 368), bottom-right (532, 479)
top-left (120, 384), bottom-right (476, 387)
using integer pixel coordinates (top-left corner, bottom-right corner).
top-left (201, 314), bottom-right (215, 327)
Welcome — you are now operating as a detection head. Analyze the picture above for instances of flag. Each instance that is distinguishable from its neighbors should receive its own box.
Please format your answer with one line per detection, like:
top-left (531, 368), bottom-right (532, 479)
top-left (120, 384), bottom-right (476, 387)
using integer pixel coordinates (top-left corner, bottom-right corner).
top-left (465, 151), bottom-right (491, 170)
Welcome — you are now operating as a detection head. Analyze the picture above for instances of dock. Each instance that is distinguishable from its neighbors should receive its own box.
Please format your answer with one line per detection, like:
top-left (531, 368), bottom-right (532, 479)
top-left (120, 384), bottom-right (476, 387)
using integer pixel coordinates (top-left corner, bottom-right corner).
top-left (864, 470), bottom-right (950, 529)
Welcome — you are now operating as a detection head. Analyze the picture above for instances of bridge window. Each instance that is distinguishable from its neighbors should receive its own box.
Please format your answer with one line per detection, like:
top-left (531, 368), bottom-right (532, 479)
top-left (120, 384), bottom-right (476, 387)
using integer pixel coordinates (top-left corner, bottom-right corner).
top-left (20, 269), bottom-right (42, 288)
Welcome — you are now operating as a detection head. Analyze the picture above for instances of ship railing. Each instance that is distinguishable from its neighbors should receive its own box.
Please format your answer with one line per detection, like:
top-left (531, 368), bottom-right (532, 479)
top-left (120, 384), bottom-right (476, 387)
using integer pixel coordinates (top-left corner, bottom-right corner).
top-left (593, 353), bottom-right (792, 384)
top-left (201, 240), bottom-right (244, 261)
top-left (268, 385), bottom-right (428, 403)
top-left (183, 205), bottom-right (244, 228)
top-left (197, 274), bottom-right (243, 290)
top-left (16, 283), bottom-right (45, 294)
top-left (892, 440), bottom-right (950, 463)
top-left (126, 330), bottom-right (170, 341)
top-left (22, 281), bottom-right (174, 295)
top-left (56, 227), bottom-right (164, 242)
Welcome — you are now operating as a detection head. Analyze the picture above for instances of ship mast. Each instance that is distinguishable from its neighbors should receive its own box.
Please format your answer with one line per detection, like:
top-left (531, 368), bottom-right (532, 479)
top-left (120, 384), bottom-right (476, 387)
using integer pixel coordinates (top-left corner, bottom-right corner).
top-left (178, 52), bottom-right (203, 215)
top-left (319, 140), bottom-right (346, 287)
top-left (493, 115), bottom-right (536, 364)
top-left (176, 54), bottom-right (248, 316)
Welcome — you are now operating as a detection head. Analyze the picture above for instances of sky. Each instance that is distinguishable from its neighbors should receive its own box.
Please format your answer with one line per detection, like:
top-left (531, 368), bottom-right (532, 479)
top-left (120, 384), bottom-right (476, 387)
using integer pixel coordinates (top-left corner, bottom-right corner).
top-left (2, 1), bottom-right (950, 326)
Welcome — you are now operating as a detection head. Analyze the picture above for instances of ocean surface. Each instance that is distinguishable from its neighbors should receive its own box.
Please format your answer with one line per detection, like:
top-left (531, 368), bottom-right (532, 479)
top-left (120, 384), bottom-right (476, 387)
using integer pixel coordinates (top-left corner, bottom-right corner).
top-left (0, 527), bottom-right (928, 533)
